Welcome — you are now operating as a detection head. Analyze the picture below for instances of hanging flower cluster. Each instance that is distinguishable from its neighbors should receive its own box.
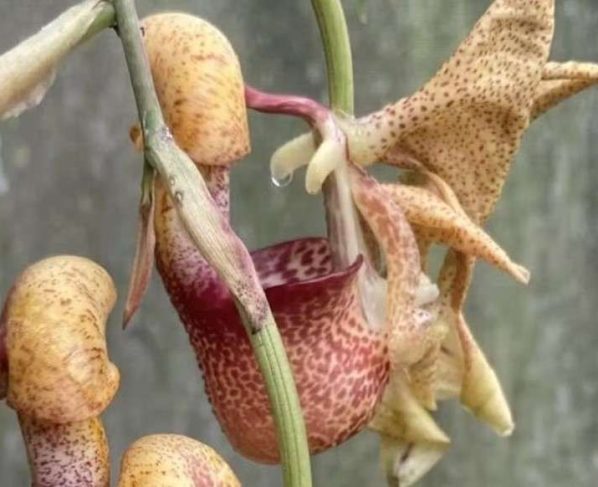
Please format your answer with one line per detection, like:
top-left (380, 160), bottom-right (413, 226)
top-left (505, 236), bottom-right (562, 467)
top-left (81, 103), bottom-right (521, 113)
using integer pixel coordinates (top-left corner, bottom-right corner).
top-left (1, 1), bottom-right (598, 486)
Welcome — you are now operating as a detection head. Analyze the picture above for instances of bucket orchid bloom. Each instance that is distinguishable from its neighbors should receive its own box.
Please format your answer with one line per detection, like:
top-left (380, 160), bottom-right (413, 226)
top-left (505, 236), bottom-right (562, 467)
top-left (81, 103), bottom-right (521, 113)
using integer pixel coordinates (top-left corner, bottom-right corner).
top-left (247, 0), bottom-right (598, 483)
top-left (123, 3), bottom-right (598, 485)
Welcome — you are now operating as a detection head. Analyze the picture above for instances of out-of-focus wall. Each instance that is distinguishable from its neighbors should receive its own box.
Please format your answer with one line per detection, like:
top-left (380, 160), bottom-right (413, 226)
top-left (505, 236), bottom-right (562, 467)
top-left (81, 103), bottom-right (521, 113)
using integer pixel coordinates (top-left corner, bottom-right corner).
top-left (1, 1), bottom-right (597, 485)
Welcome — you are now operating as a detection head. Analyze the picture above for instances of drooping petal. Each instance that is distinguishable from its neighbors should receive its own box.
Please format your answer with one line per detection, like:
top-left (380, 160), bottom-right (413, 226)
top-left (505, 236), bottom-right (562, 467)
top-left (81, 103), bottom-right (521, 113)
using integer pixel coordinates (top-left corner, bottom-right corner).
top-left (349, 165), bottom-right (431, 367)
top-left (384, 183), bottom-right (529, 284)
top-left (118, 434), bottom-right (240, 487)
top-left (437, 251), bottom-right (514, 435)
top-left (19, 415), bottom-right (110, 487)
top-left (532, 61), bottom-right (598, 119)
top-left (345, 0), bottom-right (555, 223)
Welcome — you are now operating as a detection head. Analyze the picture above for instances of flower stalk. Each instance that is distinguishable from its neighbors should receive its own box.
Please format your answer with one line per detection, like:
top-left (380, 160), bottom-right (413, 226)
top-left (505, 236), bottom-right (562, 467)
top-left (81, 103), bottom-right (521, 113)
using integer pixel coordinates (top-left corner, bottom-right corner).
top-left (112, 1), bottom-right (312, 486)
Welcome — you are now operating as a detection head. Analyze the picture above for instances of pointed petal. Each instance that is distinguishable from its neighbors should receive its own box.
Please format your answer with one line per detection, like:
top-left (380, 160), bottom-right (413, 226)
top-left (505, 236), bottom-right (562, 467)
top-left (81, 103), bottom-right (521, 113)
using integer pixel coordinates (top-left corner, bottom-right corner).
top-left (123, 170), bottom-right (156, 328)
top-left (370, 373), bottom-right (449, 445)
top-left (348, 0), bottom-right (555, 223)
top-left (437, 251), bottom-right (514, 435)
top-left (384, 183), bottom-right (530, 284)
top-left (532, 61), bottom-right (598, 119)
top-left (349, 165), bottom-right (430, 366)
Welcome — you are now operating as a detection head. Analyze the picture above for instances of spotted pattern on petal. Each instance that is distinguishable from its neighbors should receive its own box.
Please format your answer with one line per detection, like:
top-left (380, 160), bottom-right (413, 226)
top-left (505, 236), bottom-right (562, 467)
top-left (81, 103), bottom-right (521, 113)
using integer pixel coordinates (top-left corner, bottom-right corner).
top-left (350, 0), bottom-right (555, 224)
top-left (155, 188), bottom-right (389, 463)
top-left (349, 165), bottom-right (431, 368)
top-left (384, 183), bottom-right (529, 283)
top-left (532, 61), bottom-right (598, 119)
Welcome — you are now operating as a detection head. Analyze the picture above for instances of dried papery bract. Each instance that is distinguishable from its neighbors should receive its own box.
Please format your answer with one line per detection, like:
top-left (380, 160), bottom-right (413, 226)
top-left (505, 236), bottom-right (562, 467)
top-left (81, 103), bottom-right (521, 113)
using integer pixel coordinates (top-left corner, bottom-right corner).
top-left (118, 434), bottom-right (240, 487)
top-left (0, 0), bottom-right (114, 119)
top-left (1, 256), bottom-right (119, 486)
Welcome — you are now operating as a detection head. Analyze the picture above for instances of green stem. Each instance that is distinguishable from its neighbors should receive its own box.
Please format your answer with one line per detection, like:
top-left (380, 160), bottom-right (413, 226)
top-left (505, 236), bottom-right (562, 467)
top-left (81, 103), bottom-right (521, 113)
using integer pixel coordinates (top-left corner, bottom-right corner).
top-left (310, 0), bottom-right (354, 113)
top-left (113, 1), bottom-right (311, 485)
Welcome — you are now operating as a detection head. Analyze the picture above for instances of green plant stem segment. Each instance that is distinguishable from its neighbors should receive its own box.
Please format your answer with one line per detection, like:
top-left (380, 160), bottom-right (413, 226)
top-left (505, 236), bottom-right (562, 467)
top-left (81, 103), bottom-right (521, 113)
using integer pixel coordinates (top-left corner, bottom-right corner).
top-left (310, 0), bottom-right (354, 113)
top-left (112, 1), bottom-right (312, 486)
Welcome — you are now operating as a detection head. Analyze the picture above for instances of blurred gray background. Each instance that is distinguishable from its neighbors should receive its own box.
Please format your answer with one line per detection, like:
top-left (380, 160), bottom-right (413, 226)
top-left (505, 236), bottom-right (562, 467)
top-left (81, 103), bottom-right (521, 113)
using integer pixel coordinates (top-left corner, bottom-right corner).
top-left (1, 0), bottom-right (598, 485)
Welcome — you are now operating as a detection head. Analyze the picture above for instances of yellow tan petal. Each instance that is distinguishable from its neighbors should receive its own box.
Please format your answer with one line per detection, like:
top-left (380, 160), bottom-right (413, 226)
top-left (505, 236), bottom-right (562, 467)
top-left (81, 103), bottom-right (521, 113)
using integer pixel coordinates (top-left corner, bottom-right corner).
top-left (346, 0), bottom-right (555, 223)
top-left (19, 414), bottom-right (109, 487)
top-left (118, 434), bottom-right (240, 487)
top-left (384, 183), bottom-right (529, 284)
top-left (349, 165), bottom-right (429, 367)
top-left (141, 13), bottom-right (249, 166)
top-left (532, 61), bottom-right (598, 119)
top-left (437, 251), bottom-right (514, 435)
top-left (3, 256), bottom-right (119, 423)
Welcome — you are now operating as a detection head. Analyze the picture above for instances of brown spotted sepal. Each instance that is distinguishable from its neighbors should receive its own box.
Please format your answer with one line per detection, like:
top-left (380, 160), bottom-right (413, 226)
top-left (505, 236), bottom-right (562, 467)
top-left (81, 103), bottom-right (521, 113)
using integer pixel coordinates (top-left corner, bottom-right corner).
top-left (1, 256), bottom-right (119, 487)
top-left (118, 434), bottom-right (240, 487)
top-left (154, 179), bottom-right (389, 462)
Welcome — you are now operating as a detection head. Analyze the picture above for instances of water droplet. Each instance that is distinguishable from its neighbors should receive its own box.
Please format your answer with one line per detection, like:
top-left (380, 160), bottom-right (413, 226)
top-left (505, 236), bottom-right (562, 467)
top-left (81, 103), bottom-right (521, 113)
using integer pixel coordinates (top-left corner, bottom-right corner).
top-left (168, 175), bottom-right (176, 187)
top-left (271, 172), bottom-right (292, 188)
top-left (174, 190), bottom-right (184, 205)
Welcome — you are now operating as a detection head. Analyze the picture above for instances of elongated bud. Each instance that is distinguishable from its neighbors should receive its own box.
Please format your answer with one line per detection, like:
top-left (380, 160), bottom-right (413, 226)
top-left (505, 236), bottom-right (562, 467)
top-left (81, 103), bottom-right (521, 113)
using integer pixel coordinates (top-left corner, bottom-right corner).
top-left (118, 434), bottom-right (240, 486)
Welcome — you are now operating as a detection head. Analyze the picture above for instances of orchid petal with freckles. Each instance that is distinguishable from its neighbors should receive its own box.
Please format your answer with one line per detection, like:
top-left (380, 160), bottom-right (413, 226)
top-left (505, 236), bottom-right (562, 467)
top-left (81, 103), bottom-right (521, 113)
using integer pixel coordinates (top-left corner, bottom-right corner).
top-left (344, 0), bottom-right (555, 224)
top-left (19, 415), bottom-right (110, 487)
top-left (349, 165), bottom-right (431, 368)
top-left (532, 61), bottom-right (598, 119)
top-left (384, 183), bottom-right (529, 283)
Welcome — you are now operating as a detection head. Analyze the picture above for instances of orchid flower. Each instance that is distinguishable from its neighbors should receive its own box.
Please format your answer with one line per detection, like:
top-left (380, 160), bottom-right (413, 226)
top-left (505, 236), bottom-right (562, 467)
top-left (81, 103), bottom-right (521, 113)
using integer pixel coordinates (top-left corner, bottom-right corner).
top-left (248, 0), bottom-right (598, 484)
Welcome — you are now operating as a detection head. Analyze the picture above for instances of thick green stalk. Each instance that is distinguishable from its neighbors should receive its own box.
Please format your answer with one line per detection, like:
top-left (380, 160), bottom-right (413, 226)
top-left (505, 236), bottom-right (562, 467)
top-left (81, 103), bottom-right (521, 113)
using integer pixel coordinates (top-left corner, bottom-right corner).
top-left (310, 0), bottom-right (354, 113)
top-left (113, 1), bottom-right (312, 485)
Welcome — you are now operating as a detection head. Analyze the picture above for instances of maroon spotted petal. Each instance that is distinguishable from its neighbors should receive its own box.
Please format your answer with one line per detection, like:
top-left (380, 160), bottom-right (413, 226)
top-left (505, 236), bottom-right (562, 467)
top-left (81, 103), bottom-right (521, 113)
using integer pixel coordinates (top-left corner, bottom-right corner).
top-left (155, 189), bottom-right (390, 463)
